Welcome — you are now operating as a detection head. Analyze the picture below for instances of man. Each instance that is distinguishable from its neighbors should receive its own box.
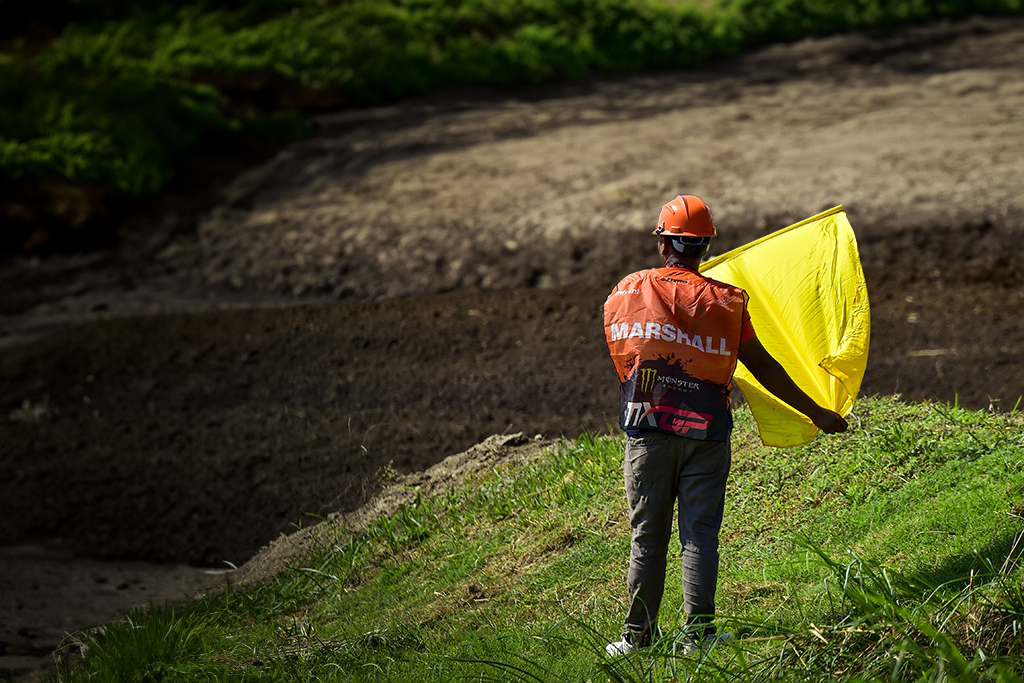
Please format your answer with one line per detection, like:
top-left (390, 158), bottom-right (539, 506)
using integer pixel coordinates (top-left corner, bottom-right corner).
top-left (603, 195), bottom-right (848, 656)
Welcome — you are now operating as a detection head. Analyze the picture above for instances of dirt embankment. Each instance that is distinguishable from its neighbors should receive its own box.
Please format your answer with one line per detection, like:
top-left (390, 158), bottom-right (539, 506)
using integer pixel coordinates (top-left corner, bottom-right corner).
top-left (4, 7), bottom-right (1024, 569)
top-left (2, 14), bottom-right (1024, 679)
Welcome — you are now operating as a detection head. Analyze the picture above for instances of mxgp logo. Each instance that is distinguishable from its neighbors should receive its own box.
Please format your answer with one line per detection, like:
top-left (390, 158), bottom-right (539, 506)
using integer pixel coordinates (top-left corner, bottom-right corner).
top-left (624, 401), bottom-right (658, 428)
top-left (624, 401), bottom-right (712, 436)
top-left (638, 368), bottom-right (657, 393)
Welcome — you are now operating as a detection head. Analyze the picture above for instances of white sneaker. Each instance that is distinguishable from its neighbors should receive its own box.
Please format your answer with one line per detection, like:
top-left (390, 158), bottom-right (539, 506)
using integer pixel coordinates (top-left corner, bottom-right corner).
top-left (681, 632), bottom-right (733, 655)
top-left (605, 639), bottom-right (636, 657)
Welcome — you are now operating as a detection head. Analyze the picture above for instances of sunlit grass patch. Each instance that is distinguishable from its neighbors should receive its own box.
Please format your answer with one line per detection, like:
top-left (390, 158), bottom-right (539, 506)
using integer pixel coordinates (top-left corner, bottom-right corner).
top-left (58, 396), bottom-right (1024, 681)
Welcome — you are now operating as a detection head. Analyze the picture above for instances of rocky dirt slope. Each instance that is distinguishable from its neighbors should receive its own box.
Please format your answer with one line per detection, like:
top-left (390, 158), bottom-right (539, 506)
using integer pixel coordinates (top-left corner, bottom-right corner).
top-left (2, 15), bottom-right (1024, 679)
top-left (6, 15), bottom-right (1023, 560)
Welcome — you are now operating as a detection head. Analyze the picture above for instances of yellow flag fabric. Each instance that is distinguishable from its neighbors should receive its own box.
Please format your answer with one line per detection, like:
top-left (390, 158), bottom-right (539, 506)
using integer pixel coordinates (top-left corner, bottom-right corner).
top-left (701, 206), bottom-right (870, 447)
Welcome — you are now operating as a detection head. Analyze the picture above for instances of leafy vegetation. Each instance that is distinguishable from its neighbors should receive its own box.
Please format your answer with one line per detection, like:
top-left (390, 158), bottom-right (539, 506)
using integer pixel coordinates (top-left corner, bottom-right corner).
top-left (3, 0), bottom-right (1024, 201)
top-left (54, 396), bottom-right (1024, 681)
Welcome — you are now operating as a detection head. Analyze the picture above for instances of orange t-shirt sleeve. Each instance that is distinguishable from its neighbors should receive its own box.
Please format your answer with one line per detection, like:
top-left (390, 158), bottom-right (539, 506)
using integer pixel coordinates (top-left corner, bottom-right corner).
top-left (740, 305), bottom-right (756, 342)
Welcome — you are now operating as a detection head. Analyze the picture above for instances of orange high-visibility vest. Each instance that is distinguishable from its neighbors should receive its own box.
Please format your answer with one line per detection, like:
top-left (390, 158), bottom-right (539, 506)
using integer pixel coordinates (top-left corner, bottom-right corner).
top-left (603, 266), bottom-right (749, 441)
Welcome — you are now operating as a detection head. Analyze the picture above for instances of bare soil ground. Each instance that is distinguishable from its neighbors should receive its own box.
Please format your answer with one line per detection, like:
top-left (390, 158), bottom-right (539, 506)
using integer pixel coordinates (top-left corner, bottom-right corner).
top-left (2, 15), bottom-right (1024, 680)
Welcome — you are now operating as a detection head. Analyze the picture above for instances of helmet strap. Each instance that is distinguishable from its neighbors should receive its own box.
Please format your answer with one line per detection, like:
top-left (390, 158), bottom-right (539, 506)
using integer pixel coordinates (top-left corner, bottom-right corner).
top-left (668, 237), bottom-right (710, 260)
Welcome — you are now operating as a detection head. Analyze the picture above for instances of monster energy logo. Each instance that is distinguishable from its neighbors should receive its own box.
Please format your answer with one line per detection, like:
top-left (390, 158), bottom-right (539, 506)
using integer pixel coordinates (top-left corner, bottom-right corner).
top-left (638, 368), bottom-right (657, 393)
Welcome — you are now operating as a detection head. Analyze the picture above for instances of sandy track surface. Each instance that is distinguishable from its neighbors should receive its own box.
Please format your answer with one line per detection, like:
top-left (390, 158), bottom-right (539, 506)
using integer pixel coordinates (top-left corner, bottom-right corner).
top-left (2, 15), bottom-right (1024, 680)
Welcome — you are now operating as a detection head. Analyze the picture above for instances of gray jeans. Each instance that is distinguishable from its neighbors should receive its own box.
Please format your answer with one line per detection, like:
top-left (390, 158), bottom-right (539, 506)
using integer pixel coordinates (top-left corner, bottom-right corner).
top-left (622, 431), bottom-right (731, 645)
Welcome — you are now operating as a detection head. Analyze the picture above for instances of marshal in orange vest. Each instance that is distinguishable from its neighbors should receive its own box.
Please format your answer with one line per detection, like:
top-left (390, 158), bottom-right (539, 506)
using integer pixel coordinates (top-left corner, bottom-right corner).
top-left (603, 266), bottom-right (754, 441)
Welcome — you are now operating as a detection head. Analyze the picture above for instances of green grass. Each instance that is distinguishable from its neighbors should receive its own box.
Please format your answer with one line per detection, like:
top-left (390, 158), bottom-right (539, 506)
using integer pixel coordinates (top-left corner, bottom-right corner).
top-left (4, 0), bottom-right (1024, 204)
top-left (53, 395), bottom-right (1024, 681)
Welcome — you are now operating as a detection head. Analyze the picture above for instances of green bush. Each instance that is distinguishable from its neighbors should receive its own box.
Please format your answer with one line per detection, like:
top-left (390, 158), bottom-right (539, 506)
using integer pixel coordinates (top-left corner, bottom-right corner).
top-left (1, 70), bottom-right (227, 193)
top-left (3, 0), bottom-right (1024, 198)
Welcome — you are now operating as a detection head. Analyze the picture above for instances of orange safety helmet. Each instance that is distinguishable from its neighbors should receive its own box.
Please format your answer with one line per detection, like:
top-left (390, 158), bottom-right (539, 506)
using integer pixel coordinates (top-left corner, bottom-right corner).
top-left (653, 195), bottom-right (716, 239)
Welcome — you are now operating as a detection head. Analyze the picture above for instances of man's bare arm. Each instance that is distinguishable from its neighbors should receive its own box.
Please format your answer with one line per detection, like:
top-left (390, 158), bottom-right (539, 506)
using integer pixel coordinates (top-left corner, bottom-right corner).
top-left (737, 336), bottom-right (848, 434)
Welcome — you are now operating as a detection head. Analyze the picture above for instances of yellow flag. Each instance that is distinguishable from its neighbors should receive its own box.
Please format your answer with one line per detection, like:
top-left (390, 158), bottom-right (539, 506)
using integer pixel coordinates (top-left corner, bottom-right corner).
top-left (701, 206), bottom-right (870, 447)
